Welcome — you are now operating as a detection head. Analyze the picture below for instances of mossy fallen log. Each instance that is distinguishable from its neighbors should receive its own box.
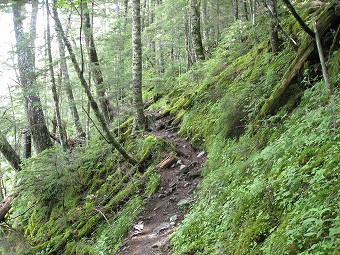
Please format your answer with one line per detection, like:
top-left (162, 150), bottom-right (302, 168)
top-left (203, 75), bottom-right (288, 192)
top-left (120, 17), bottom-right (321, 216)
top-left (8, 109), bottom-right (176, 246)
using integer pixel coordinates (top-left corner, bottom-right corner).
top-left (0, 193), bottom-right (15, 222)
top-left (258, 3), bottom-right (338, 118)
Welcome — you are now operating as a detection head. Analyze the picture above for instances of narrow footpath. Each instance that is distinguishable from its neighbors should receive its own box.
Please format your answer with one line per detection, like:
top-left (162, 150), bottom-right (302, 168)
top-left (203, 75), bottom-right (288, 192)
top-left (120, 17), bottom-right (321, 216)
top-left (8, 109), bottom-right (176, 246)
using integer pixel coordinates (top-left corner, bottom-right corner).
top-left (117, 112), bottom-right (206, 255)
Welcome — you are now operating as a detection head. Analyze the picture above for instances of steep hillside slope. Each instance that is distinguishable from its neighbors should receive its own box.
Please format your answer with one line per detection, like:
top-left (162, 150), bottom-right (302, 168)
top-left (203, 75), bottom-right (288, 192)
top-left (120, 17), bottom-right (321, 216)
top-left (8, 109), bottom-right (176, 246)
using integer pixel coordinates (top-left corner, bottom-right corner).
top-left (144, 3), bottom-right (339, 255)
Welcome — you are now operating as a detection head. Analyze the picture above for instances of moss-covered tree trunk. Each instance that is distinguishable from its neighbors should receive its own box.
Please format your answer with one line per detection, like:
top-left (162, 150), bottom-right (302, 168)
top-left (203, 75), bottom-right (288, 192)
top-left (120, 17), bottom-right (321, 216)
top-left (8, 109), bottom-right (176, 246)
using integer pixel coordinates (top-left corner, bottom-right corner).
top-left (258, 3), bottom-right (338, 118)
top-left (190, 0), bottom-right (205, 62)
top-left (132, 0), bottom-right (147, 130)
top-left (268, 0), bottom-right (279, 52)
top-left (12, 0), bottom-right (53, 154)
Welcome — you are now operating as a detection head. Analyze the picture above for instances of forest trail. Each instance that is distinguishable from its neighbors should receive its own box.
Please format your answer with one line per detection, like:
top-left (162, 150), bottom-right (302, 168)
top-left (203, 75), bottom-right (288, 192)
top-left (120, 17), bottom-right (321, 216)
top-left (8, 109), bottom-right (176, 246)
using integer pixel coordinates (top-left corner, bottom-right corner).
top-left (117, 111), bottom-right (206, 255)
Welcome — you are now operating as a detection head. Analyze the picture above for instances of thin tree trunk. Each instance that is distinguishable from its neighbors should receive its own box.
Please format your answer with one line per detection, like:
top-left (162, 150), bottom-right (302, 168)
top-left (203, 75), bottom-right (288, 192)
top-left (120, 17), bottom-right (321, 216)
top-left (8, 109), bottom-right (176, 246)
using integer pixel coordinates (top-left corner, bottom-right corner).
top-left (233, 0), bottom-right (239, 20)
top-left (23, 132), bottom-right (32, 159)
top-left (132, 0), bottom-right (147, 129)
top-left (81, 1), bottom-right (114, 123)
top-left (282, 0), bottom-right (315, 38)
top-left (313, 22), bottom-right (331, 96)
top-left (184, 7), bottom-right (192, 71)
top-left (52, 2), bottom-right (138, 165)
top-left (244, 0), bottom-right (249, 21)
top-left (56, 35), bottom-right (86, 139)
top-left (12, 0), bottom-right (53, 154)
top-left (46, 0), bottom-right (67, 150)
top-left (267, 0), bottom-right (279, 52)
top-left (201, 0), bottom-right (209, 52)
top-left (190, 0), bottom-right (205, 61)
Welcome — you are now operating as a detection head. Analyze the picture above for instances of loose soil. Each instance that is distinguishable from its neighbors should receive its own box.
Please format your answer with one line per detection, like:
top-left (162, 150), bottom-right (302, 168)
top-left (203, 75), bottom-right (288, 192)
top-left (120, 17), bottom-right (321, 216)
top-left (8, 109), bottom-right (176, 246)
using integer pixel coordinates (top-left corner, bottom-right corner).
top-left (117, 112), bottom-right (206, 255)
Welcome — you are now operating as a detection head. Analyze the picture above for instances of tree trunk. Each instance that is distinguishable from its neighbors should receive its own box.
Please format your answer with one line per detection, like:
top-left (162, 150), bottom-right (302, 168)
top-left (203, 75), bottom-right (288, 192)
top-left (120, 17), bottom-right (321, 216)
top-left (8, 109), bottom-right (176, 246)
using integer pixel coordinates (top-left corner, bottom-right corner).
top-left (201, 0), bottom-right (209, 53)
top-left (81, 1), bottom-right (114, 123)
top-left (0, 131), bottom-right (21, 171)
top-left (282, 0), bottom-right (315, 38)
top-left (52, 2), bottom-right (138, 166)
top-left (23, 131), bottom-right (32, 159)
top-left (56, 30), bottom-right (86, 139)
top-left (46, 0), bottom-right (67, 150)
top-left (268, 0), bottom-right (279, 52)
top-left (190, 0), bottom-right (205, 61)
top-left (132, 0), bottom-right (147, 129)
top-left (12, 0), bottom-right (53, 154)
top-left (184, 7), bottom-right (192, 71)
top-left (244, 0), bottom-right (249, 21)
top-left (0, 192), bottom-right (16, 222)
top-left (233, 0), bottom-right (239, 20)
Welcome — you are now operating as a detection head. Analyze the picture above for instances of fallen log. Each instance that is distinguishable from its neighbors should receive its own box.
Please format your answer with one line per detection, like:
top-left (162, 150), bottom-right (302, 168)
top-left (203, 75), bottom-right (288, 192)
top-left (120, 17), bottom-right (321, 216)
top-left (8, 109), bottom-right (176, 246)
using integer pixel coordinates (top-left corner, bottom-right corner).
top-left (0, 192), bottom-right (16, 222)
top-left (156, 152), bottom-right (177, 169)
top-left (258, 3), bottom-right (338, 118)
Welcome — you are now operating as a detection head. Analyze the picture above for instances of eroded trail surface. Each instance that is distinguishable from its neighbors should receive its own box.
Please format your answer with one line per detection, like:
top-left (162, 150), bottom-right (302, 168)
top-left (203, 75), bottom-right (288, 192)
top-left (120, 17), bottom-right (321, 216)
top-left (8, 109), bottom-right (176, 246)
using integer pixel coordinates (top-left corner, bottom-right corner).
top-left (117, 113), bottom-right (206, 255)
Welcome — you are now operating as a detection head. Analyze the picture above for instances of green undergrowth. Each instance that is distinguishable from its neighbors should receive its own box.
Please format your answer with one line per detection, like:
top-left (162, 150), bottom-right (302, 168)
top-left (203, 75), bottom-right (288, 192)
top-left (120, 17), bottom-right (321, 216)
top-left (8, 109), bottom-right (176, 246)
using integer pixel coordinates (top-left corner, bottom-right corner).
top-left (144, 4), bottom-right (340, 255)
top-left (3, 123), bottom-right (175, 255)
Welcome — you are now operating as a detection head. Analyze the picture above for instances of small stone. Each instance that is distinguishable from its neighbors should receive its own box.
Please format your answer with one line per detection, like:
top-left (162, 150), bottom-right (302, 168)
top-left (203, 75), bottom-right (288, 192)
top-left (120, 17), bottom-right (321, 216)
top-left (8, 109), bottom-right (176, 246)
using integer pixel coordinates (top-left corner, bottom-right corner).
top-left (197, 151), bottom-right (205, 158)
top-left (179, 165), bottom-right (189, 174)
top-left (169, 214), bottom-right (178, 223)
top-left (169, 181), bottom-right (177, 188)
top-left (177, 197), bottom-right (193, 207)
top-left (185, 170), bottom-right (201, 180)
top-left (176, 159), bottom-right (182, 165)
top-left (153, 222), bottom-right (171, 234)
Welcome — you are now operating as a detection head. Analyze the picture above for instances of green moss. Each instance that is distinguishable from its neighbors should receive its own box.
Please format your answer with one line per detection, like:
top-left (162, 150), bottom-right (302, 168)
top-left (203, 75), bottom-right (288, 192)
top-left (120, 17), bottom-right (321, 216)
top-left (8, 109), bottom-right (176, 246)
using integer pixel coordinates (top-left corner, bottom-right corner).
top-left (144, 169), bottom-right (160, 198)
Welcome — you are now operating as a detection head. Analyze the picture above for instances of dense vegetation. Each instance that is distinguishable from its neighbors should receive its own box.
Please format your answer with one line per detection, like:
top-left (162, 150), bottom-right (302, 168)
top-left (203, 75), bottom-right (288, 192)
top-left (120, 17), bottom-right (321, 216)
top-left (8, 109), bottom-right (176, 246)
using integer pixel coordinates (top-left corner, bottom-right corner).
top-left (0, 0), bottom-right (339, 254)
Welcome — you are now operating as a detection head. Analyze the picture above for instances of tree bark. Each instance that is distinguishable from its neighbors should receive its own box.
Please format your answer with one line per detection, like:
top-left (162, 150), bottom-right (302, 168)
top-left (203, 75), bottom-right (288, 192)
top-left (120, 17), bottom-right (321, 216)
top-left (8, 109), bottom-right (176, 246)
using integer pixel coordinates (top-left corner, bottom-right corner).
top-left (0, 132), bottom-right (21, 171)
top-left (52, 2), bottom-right (138, 166)
top-left (201, 0), bottom-right (209, 52)
top-left (46, 0), bottom-right (67, 150)
top-left (244, 0), bottom-right (249, 21)
top-left (282, 0), bottom-right (315, 38)
top-left (12, 0), bottom-right (53, 154)
top-left (132, 0), bottom-right (147, 129)
top-left (267, 0), bottom-right (279, 52)
top-left (313, 22), bottom-right (331, 96)
top-left (23, 131), bottom-right (31, 159)
top-left (184, 7), bottom-right (192, 71)
top-left (233, 0), bottom-right (239, 20)
top-left (0, 192), bottom-right (16, 222)
top-left (190, 0), bottom-right (205, 61)
top-left (56, 31), bottom-right (86, 139)
top-left (81, 1), bottom-right (114, 123)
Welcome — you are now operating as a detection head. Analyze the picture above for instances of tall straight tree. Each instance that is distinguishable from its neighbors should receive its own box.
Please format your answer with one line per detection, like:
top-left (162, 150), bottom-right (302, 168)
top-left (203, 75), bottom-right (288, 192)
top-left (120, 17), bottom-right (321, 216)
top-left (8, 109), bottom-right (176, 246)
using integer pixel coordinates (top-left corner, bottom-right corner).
top-left (233, 0), bottom-right (239, 20)
top-left (12, 0), bottom-right (53, 153)
top-left (46, 0), bottom-right (67, 149)
top-left (132, 0), bottom-right (147, 129)
top-left (190, 0), bottom-right (205, 62)
top-left (81, 0), bottom-right (114, 123)
top-left (56, 32), bottom-right (86, 139)
top-left (52, 2), bottom-right (137, 165)
top-left (267, 0), bottom-right (279, 52)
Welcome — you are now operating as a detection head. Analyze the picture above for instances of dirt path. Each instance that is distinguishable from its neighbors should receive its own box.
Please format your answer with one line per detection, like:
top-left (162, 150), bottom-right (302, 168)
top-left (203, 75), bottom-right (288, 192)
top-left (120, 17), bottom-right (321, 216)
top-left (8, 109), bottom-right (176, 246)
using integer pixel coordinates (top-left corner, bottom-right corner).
top-left (117, 113), bottom-right (206, 255)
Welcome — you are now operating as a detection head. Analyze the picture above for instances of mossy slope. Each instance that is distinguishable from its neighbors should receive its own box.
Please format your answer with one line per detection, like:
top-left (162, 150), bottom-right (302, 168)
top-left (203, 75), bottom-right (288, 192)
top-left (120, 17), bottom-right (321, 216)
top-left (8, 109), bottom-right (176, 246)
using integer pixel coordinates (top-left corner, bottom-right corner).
top-left (143, 4), bottom-right (340, 255)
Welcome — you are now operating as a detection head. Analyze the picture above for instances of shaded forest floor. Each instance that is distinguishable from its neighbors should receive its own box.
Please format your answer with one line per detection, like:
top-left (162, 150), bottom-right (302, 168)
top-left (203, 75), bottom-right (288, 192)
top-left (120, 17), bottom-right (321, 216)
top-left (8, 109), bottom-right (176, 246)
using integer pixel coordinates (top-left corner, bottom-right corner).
top-left (117, 111), bottom-right (206, 255)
